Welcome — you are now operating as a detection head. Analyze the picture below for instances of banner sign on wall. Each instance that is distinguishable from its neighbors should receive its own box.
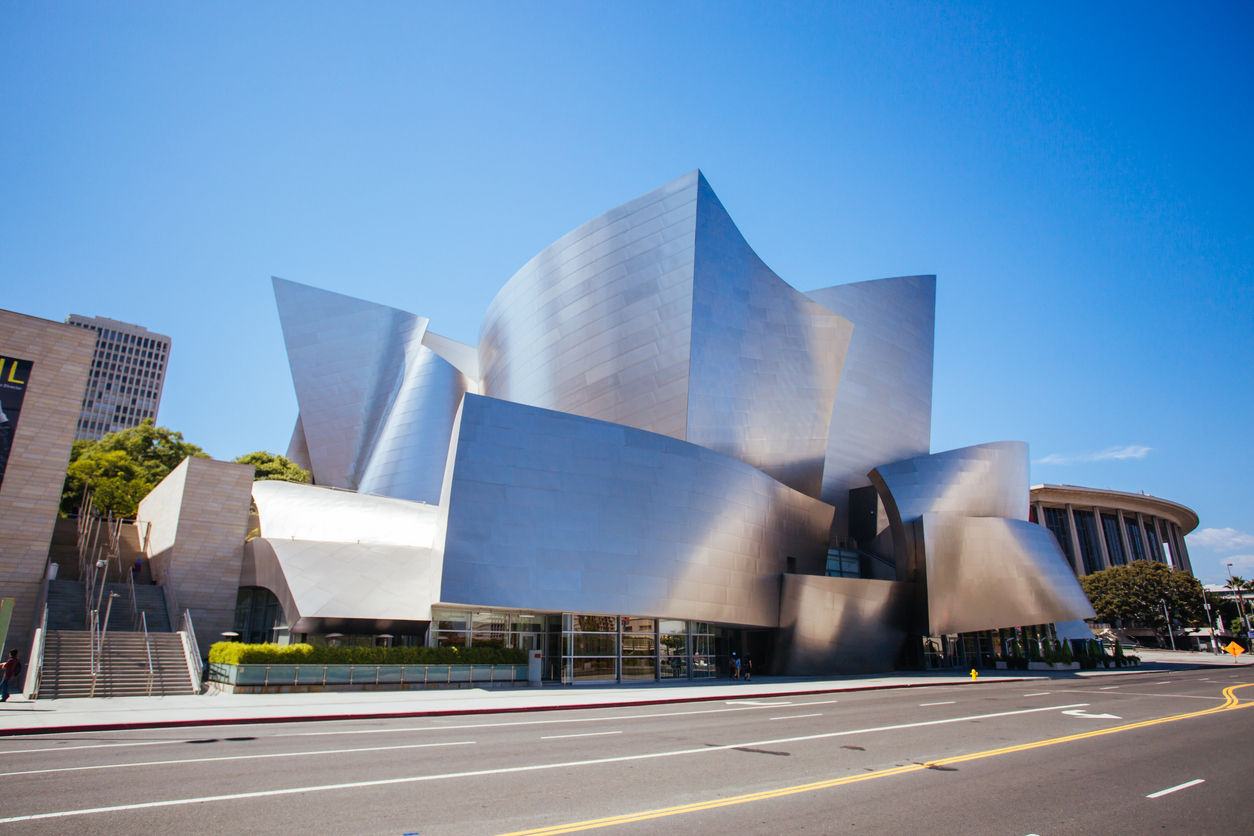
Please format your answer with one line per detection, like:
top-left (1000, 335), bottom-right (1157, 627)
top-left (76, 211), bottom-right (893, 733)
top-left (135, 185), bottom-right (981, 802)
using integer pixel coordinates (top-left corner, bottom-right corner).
top-left (0, 356), bottom-right (34, 493)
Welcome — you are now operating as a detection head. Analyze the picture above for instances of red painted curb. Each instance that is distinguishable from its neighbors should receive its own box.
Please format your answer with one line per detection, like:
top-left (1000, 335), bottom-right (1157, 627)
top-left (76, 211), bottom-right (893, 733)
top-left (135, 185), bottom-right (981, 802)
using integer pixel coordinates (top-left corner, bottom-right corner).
top-left (0, 677), bottom-right (1034, 738)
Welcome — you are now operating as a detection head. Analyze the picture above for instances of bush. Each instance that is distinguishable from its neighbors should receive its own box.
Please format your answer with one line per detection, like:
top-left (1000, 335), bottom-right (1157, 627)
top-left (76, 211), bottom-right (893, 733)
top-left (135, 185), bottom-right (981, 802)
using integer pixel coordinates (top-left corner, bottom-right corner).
top-left (208, 642), bottom-right (527, 666)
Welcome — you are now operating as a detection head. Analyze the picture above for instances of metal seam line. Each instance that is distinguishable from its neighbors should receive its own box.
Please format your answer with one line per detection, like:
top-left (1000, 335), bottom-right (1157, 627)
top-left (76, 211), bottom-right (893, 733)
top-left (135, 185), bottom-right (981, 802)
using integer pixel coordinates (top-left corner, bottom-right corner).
top-left (490, 684), bottom-right (1254, 836)
top-left (0, 702), bottom-right (1089, 824)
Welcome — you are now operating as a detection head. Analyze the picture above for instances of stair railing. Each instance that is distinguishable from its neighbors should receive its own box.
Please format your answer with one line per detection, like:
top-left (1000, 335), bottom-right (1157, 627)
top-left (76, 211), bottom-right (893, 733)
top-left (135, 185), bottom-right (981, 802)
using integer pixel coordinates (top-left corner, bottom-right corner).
top-left (181, 609), bottom-right (203, 692)
top-left (23, 603), bottom-right (48, 700)
top-left (89, 592), bottom-right (119, 699)
top-left (141, 611), bottom-right (154, 697)
top-left (123, 549), bottom-right (138, 631)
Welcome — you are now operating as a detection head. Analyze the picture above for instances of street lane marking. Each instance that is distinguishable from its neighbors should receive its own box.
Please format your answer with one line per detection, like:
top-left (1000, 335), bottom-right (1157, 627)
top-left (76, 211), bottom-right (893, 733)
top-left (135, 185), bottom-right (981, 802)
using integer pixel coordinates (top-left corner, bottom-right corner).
top-left (1147, 779), bottom-right (1204, 799)
top-left (1062, 710), bottom-right (1121, 719)
top-left (0, 740), bottom-right (475, 778)
top-left (1098, 686), bottom-right (1120, 690)
top-left (0, 740), bottom-right (181, 757)
top-left (1023, 693), bottom-right (1050, 697)
top-left (269, 701), bottom-right (842, 739)
top-left (919, 702), bottom-right (955, 706)
top-left (769, 714), bottom-right (821, 720)
top-left (541, 732), bottom-right (621, 740)
top-left (0, 702), bottom-right (1092, 824)
top-left (488, 685), bottom-right (1254, 836)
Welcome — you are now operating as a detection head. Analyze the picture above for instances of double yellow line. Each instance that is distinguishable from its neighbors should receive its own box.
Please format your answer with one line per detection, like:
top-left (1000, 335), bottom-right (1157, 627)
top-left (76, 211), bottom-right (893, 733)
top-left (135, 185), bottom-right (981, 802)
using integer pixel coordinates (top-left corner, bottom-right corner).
top-left (496, 683), bottom-right (1254, 836)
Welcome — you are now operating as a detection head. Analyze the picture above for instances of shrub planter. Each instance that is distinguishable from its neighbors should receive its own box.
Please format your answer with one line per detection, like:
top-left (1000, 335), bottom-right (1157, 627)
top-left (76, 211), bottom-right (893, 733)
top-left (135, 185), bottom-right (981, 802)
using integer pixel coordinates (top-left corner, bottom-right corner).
top-left (206, 662), bottom-right (531, 694)
top-left (1027, 661), bottom-right (1080, 671)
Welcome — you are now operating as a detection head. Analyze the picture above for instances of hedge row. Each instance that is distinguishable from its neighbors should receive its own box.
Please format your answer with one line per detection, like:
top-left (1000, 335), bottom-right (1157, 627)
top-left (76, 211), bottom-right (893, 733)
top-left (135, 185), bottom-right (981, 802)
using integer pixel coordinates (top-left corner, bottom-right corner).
top-left (208, 642), bottom-right (527, 666)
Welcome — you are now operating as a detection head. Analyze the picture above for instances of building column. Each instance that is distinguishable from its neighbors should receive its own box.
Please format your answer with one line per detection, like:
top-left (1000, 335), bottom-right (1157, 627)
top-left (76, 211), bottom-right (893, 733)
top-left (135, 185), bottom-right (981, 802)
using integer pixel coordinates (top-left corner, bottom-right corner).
top-left (1115, 509), bottom-right (1134, 564)
top-left (1065, 504), bottom-right (1085, 576)
top-left (1032, 502), bottom-right (1048, 529)
top-left (1093, 506), bottom-right (1111, 569)
top-left (1135, 512), bottom-right (1156, 563)
top-left (1175, 523), bottom-right (1195, 574)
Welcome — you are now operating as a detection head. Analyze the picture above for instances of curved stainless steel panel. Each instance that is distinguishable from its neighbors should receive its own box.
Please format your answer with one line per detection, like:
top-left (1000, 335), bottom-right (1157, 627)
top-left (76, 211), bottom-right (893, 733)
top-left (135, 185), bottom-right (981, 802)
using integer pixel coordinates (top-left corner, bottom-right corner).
top-left (805, 275), bottom-right (934, 532)
top-left (774, 574), bottom-right (914, 675)
top-left (252, 480), bottom-right (440, 547)
top-left (272, 277), bottom-right (473, 504)
top-left (686, 175), bottom-right (853, 497)
top-left (479, 171), bottom-right (851, 497)
top-left (920, 514), bottom-right (1096, 634)
top-left (244, 537), bottom-right (442, 627)
top-left (285, 413), bottom-right (312, 473)
top-left (436, 394), bottom-right (835, 626)
top-left (479, 172), bottom-right (700, 439)
top-left (869, 441), bottom-right (1030, 581)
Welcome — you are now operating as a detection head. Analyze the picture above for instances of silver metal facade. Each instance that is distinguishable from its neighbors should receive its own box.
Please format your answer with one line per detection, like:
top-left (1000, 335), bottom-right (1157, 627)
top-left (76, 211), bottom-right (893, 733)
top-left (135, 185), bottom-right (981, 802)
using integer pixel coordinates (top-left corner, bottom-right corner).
top-left (247, 481), bottom-right (444, 628)
top-left (774, 574), bottom-right (914, 675)
top-left (686, 174), bottom-right (852, 498)
top-left (479, 171), bottom-right (852, 498)
top-left (273, 277), bottom-right (475, 504)
top-left (870, 440), bottom-right (1030, 582)
top-left (435, 394), bottom-right (834, 627)
top-left (919, 514), bottom-right (1096, 635)
top-left (805, 276), bottom-right (935, 534)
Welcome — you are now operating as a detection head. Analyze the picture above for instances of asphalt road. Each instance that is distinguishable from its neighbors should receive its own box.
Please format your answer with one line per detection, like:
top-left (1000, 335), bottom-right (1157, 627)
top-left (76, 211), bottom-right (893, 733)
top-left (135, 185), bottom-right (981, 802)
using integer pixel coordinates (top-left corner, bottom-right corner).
top-left (0, 667), bottom-right (1251, 835)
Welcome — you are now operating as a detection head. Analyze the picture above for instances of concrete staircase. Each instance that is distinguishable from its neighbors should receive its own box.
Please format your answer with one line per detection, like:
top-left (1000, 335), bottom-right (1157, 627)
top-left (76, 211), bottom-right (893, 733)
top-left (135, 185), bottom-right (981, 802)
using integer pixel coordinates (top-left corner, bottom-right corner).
top-left (38, 631), bottom-right (197, 698)
top-left (46, 581), bottom-right (171, 633)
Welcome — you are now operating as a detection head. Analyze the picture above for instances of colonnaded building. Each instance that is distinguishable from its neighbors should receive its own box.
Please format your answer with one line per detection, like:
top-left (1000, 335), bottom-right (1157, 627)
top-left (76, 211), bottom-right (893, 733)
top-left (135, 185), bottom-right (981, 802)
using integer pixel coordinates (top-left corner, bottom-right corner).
top-left (3, 171), bottom-right (1200, 690)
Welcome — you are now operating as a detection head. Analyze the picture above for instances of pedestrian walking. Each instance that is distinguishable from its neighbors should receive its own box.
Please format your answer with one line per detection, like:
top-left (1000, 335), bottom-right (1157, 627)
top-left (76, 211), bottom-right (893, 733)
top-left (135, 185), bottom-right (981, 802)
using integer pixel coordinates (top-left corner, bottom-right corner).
top-left (131, 557), bottom-right (143, 583)
top-left (744, 656), bottom-right (753, 682)
top-left (731, 653), bottom-right (741, 680)
top-left (1, 649), bottom-right (21, 702)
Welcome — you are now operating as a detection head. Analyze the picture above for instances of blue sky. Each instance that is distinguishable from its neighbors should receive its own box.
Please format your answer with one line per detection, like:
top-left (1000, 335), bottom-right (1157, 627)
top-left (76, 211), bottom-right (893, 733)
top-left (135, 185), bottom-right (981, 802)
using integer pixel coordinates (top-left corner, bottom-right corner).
top-left (2, 2), bottom-right (1250, 583)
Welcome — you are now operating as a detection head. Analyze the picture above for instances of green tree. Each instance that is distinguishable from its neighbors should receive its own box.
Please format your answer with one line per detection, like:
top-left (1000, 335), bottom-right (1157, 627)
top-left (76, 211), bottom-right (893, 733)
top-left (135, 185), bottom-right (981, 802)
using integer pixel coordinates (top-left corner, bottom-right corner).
top-left (233, 451), bottom-right (310, 483)
top-left (61, 419), bottom-right (208, 515)
top-left (1080, 561), bottom-right (1206, 641)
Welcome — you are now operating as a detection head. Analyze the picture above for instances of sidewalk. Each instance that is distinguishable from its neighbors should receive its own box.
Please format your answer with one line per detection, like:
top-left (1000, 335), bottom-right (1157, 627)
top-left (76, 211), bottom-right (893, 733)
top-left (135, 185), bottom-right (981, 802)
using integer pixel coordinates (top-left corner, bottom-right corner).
top-left (3, 651), bottom-right (1242, 737)
top-left (0, 673), bottom-right (1023, 737)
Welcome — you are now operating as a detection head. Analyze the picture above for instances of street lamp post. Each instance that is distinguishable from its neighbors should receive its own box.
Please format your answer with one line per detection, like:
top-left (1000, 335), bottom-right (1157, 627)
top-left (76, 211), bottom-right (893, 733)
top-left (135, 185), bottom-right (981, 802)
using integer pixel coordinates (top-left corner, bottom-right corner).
top-left (1227, 564), bottom-right (1252, 646)
top-left (1202, 589), bottom-right (1218, 654)
top-left (1161, 598), bottom-right (1177, 651)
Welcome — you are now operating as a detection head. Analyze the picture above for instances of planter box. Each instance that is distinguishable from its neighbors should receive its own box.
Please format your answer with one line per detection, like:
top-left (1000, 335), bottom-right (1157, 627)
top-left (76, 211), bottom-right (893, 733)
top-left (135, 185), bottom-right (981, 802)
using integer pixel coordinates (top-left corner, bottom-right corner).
top-left (1027, 661), bottom-right (1080, 671)
top-left (207, 662), bottom-right (530, 693)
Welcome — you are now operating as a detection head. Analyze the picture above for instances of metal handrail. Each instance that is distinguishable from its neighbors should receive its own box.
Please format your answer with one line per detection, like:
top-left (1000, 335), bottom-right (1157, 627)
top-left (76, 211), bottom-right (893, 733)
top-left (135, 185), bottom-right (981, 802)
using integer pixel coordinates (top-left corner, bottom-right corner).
top-left (181, 609), bottom-right (203, 692)
top-left (24, 604), bottom-right (48, 700)
top-left (141, 612), bottom-right (154, 697)
top-left (89, 592), bottom-right (118, 698)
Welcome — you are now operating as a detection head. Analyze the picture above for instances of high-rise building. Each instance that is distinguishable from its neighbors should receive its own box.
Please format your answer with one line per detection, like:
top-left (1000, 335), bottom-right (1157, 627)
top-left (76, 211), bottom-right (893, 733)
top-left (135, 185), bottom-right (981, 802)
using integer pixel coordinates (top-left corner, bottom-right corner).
top-left (64, 315), bottom-right (171, 441)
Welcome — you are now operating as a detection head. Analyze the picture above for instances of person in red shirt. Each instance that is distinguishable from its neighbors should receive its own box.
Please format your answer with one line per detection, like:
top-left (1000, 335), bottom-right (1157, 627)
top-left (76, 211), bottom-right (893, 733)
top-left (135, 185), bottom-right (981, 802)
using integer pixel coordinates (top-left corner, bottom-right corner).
top-left (1, 649), bottom-right (21, 702)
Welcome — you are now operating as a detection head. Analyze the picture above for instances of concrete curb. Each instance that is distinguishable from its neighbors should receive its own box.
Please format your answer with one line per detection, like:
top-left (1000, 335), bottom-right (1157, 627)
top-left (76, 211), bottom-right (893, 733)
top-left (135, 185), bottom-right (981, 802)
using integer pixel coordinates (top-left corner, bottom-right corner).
top-left (0, 676), bottom-right (1036, 738)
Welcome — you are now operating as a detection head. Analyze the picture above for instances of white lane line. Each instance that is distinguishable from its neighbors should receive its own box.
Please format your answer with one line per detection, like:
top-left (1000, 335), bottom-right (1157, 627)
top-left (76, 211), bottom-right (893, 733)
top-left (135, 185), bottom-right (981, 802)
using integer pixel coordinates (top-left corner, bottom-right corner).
top-left (1147, 779), bottom-right (1204, 799)
top-left (0, 740), bottom-right (182, 757)
top-left (540, 731), bottom-right (622, 740)
top-left (1023, 693), bottom-right (1051, 697)
top-left (1099, 686), bottom-right (1120, 690)
top-left (0, 741), bottom-right (475, 778)
top-left (271, 700), bottom-right (842, 740)
top-left (919, 701), bottom-right (955, 706)
top-left (0, 703), bottom-right (1089, 824)
top-left (769, 713), bottom-right (822, 720)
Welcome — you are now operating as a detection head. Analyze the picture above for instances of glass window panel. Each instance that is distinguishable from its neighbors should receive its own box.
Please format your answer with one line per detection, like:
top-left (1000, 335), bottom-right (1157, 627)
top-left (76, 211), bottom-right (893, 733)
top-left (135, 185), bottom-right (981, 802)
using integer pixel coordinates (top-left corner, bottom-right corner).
top-left (572, 615), bottom-right (616, 633)
top-left (659, 620), bottom-right (687, 634)
top-left (1125, 519), bottom-right (1146, 562)
top-left (691, 635), bottom-right (711, 657)
top-left (621, 635), bottom-right (656, 655)
top-left (470, 634), bottom-right (506, 648)
top-left (572, 634), bottom-right (618, 656)
top-left (432, 610), bottom-right (468, 631)
top-left (570, 658), bottom-right (616, 680)
top-left (691, 656), bottom-right (716, 678)
top-left (660, 655), bottom-right (688, 678)
top-left (434, 632), bottom-right (469, 648)
top-left (1102, 515), bottom-right (1125, 565)
top-left (1042, 508), bottom-right (1075, 569)
top-left (511, 615), bottom-right (545, 632)
top-left (660, 634), bottom-right (687, 657)
top-left (472, 612), bottom-right (508, 631)
top-left (621, 617), bottom-right (655, 633)
top-left (620, 657), bottom-right (657, 680)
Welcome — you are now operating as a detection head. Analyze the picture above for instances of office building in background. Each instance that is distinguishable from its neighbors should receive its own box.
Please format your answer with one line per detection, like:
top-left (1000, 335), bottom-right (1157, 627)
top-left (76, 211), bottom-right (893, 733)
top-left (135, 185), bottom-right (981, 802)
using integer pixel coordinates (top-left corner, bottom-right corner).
top-left (64, 315), bottom-right (171, 441)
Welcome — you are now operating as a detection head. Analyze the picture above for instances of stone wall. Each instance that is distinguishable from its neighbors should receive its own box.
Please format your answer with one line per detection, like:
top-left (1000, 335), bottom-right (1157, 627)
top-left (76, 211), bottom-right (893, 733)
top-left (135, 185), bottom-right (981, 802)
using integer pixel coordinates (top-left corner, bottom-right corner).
top-left (137, 457), bottom-right (254, 655)
top-left (0, 310), bottom-right (94, 654)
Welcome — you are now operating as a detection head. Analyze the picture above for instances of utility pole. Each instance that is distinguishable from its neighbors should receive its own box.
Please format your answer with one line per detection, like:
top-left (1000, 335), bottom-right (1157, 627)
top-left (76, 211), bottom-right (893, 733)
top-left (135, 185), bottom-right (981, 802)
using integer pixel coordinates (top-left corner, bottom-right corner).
top-left (1202, 589), bottom-right (1218, 654)
top-left (1161, 598), bottom-right (1177, 651)
top-left (1227, 564), bottom-right (1252, 646)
